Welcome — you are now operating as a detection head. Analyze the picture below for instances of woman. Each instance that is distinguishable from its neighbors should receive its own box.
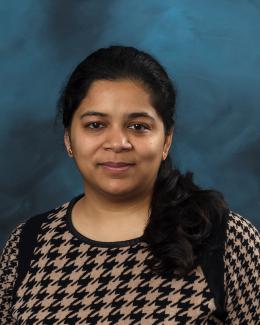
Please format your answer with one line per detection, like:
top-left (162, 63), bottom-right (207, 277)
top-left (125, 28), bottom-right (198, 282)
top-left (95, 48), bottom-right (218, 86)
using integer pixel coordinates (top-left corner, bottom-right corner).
top-left (0, 45), bottom-right (259, 324)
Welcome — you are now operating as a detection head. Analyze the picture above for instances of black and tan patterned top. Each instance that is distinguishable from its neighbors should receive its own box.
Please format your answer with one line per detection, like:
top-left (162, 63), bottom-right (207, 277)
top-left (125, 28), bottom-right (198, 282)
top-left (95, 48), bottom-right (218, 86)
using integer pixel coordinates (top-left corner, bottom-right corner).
top-left (0, 195), bottom-right (259, 324)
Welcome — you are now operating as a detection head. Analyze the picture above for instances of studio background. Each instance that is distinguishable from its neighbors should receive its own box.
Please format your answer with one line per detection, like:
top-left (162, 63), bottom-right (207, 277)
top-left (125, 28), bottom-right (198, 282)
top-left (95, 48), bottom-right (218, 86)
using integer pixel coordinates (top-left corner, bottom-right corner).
top-left (1, 0), bottom-right (259, 250)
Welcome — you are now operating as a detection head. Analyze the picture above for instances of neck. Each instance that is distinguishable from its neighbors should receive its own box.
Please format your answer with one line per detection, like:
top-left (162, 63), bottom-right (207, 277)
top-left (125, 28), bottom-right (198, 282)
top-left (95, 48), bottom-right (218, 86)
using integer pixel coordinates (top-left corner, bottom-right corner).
top-left (72, 188), bottom-right (152, 241)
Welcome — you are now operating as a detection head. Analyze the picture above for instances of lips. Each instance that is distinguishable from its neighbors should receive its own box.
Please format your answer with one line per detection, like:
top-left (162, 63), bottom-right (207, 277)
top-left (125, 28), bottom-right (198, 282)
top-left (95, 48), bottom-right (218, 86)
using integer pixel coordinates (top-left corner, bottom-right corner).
top-left (100, 162), bottom-right (135, 167)
top-left (99, 162), bottom-right (135, 173)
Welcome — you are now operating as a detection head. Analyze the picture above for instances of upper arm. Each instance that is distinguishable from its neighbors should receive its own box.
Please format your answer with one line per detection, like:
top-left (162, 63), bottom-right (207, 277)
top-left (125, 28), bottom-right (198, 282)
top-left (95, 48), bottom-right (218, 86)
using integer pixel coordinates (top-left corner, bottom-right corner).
top-left (0, 223), bottom-right (25, 323)
top-left (224, 212), bottom-right (260, 324)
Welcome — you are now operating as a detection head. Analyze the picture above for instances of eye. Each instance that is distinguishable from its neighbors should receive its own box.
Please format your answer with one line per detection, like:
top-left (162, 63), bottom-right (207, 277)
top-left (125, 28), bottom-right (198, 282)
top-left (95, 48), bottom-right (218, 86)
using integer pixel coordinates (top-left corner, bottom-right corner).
top-left (84, 122), bottom-right (150, 132)
top-left (128, 123), bottom-right (150, 132)
top-left (84, 122), bottom-right (105, 129)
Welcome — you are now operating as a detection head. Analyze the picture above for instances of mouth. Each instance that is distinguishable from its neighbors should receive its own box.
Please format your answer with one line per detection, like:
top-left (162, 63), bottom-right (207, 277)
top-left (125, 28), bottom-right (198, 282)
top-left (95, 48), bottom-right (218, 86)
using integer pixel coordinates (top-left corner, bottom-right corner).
top-left (99, 162), bottom-right (135, 172)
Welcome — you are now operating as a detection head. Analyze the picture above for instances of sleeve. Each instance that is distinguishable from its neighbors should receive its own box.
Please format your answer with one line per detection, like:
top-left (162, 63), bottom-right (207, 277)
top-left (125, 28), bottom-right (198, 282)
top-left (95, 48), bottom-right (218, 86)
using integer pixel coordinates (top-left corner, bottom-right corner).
top-left (224, 211), bottom-right (260, 324)
top-left (0, 222), bottom-right (25, 324)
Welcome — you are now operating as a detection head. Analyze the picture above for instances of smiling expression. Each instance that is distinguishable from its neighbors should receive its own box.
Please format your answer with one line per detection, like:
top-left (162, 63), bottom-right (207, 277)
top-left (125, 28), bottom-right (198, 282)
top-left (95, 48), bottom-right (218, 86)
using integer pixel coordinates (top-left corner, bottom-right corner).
top-left (64, 79), bottom-right (173, 200)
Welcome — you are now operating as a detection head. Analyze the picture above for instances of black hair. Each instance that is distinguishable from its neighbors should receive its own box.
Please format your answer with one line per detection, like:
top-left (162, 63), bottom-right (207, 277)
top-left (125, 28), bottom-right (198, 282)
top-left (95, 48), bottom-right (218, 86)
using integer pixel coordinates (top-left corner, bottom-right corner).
top-left (57, 45), bottom-right (229, 279)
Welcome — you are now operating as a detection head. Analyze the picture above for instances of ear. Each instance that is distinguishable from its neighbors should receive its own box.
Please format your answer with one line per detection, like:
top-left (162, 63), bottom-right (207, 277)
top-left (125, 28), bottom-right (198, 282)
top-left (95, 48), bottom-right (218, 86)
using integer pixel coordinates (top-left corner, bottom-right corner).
top-left (64, 129), bottom-right (73, 157)
top-left (162, 127), bottom-right (174, 160)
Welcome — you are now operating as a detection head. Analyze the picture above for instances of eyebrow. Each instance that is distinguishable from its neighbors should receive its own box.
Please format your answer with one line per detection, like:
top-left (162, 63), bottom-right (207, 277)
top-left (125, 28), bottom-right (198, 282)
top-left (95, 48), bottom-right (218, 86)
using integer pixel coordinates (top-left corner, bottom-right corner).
top-left (80, 111), bottom-right (156, 122)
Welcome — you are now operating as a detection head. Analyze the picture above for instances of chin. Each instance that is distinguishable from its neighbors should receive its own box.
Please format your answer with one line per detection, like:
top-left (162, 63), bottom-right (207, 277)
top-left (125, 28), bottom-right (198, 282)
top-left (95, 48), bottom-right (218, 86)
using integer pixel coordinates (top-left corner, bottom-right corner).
top-left (99, 184), bottom-right (138, 198)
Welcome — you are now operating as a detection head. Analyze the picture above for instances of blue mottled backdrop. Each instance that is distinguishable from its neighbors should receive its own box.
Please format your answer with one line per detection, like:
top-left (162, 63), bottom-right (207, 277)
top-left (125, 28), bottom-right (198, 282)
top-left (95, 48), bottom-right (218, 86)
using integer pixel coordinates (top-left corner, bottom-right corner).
top-left (1, 0), bottom-right (259, 249)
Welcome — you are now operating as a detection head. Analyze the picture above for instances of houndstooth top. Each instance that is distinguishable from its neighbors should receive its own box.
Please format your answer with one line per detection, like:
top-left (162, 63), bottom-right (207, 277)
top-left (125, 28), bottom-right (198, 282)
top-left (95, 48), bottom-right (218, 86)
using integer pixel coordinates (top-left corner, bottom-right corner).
top-left (0, 194), bottom-right (259, 324)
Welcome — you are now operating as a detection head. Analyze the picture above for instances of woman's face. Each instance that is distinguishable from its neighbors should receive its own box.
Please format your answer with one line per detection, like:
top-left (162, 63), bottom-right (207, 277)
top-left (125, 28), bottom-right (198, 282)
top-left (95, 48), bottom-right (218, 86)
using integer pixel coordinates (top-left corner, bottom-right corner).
top-left (65, 79), bottom-right (173, 200)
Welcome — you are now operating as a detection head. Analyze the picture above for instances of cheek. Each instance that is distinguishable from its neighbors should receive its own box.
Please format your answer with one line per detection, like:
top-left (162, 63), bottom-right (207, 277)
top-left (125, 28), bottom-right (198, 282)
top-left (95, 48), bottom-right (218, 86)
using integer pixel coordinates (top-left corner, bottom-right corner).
top-left (137, 139), bottom-right (164, 161)
top-left (71, 130), bottom-right (99, 155)
top-left (71, 127), bottom-right (164, 161)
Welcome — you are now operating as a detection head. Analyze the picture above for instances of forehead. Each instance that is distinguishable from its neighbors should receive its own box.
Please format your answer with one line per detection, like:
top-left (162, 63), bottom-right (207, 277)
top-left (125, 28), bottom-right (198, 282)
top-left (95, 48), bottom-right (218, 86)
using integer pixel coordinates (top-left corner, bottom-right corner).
top-left (75, 79), bottom-right (160, 119)
top-left (85, 79), bottom-right (150, 100)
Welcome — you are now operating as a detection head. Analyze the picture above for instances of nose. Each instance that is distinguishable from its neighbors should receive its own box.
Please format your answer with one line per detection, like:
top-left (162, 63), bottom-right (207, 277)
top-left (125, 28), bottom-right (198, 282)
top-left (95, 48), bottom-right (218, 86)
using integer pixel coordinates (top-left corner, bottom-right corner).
top-left (103, 126), bottom-right (132, 152)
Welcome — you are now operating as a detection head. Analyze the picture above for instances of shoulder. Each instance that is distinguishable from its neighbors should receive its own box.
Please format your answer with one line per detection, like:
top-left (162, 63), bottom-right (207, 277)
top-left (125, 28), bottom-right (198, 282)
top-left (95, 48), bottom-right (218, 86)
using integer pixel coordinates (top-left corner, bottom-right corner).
top-left (224, 210), bottom-right (259, 274)
top-left (0, 199), bottom-right (72, 299)
top-left (223, 212), bottom-right (260, 322)
top-left (22, 193), bottom-right (84, 229)
top-left (225, 211), bottom-right (260, 251)
top-left (25, 200), bottom-right (71, 224)
top-left (2, 198), bottom-right (72, 253)
top-left (0, 222), bottom-right (25, 263)
top-left (7, 222), bottom-right (25, 242)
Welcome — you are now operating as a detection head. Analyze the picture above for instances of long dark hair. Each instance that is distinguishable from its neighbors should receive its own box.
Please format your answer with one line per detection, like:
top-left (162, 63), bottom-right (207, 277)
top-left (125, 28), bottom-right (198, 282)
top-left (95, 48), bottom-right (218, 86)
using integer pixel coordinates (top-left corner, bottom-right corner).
top-left (57, 45), bottom-right (229, 279)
